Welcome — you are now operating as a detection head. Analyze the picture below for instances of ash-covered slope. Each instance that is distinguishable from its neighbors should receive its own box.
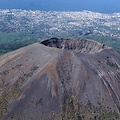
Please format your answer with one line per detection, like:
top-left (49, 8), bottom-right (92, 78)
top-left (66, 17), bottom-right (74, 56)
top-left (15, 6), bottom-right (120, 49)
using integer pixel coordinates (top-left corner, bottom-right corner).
top-left (0, 38), bottom-right (120, 120)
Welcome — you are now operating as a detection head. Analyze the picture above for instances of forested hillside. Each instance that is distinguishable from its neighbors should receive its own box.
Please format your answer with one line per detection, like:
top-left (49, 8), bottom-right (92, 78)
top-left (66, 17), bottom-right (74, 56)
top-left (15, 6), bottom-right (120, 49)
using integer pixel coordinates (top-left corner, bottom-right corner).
top-left (0, 9), bottom-right (120, 55)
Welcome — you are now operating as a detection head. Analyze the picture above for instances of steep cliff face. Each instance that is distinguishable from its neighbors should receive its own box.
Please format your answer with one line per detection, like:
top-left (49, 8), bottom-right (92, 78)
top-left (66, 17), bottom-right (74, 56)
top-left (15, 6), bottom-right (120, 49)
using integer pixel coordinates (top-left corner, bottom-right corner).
top-left (0, 38), bottom-right (120, 120)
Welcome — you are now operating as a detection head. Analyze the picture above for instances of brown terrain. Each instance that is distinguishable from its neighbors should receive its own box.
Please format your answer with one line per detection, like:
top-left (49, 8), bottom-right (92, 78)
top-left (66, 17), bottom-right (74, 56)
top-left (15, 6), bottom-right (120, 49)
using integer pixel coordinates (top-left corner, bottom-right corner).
top-left (0, 38), bottom-right (120, 120)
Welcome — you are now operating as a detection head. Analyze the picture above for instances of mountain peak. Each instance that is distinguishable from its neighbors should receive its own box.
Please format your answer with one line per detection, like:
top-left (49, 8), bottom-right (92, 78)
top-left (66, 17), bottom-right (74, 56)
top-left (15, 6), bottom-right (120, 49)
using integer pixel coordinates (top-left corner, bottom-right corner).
top-left (41, 38), bottom-right (111, 54)
top-left (0, 39), bottom-right (120, 120)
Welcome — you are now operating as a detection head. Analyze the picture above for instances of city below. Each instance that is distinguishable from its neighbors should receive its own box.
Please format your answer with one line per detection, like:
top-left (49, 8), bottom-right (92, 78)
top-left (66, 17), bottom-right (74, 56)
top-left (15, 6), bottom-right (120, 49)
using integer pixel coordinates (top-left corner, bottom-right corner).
top-left (0, 9), bottom-right (120, 38)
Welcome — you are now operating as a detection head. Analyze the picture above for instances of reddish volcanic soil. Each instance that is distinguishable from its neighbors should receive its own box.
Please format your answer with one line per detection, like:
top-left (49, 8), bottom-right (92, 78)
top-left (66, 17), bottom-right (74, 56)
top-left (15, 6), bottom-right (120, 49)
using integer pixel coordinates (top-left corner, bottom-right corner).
top-left (0, 38), bottom-right (120, 120)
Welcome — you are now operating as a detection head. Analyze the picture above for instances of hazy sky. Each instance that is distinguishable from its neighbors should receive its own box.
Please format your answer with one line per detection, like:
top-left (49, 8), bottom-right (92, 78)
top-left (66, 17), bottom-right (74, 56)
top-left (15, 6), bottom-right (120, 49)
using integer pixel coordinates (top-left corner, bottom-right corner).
top-left (0, 0), bottom-right (120, 13)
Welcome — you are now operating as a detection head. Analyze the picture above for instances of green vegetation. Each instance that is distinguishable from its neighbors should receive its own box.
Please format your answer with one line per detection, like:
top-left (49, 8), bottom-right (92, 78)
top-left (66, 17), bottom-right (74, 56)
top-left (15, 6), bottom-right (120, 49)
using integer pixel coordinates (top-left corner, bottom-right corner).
top-left (0, 64), bottom-right (39, 119)
top-left (0, 32), bottom-right (37, 55)
top-left (0, 30), bottom-right (120, 56)
top-left (61, 94), bottom-right (82, 120)
top-left (16, 65), bottom-right (39, 87)
top-left (97, 111), bottom-right (119, 120)
top-left (0, 84), bottom-right (21, 119)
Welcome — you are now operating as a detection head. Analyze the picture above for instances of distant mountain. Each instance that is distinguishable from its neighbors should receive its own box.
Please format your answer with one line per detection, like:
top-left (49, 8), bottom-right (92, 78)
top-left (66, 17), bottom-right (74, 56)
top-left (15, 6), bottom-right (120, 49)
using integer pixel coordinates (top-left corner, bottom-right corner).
top-left (0, 38), bottom-right (120, 120)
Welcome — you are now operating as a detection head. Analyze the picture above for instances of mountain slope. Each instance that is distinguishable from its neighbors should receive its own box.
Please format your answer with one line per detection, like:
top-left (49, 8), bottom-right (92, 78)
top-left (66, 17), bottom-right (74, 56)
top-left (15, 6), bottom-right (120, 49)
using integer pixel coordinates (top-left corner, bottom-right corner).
top-left (0, 38), bottom-right (120, 120)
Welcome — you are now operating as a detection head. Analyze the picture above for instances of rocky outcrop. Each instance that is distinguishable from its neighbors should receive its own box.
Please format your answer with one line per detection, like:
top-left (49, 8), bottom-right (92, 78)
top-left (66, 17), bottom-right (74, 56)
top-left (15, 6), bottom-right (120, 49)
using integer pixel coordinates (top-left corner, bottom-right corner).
top-left (41, 38), bottom-right (111, 53)
top-left (0, 38), bottom-right (120, 120)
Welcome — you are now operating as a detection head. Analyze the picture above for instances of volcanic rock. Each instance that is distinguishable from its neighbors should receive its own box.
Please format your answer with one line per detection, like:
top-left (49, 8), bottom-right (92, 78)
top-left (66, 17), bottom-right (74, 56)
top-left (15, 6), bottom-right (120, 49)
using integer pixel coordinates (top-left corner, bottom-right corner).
top-left (0, 38), bottom-right (120, 120)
